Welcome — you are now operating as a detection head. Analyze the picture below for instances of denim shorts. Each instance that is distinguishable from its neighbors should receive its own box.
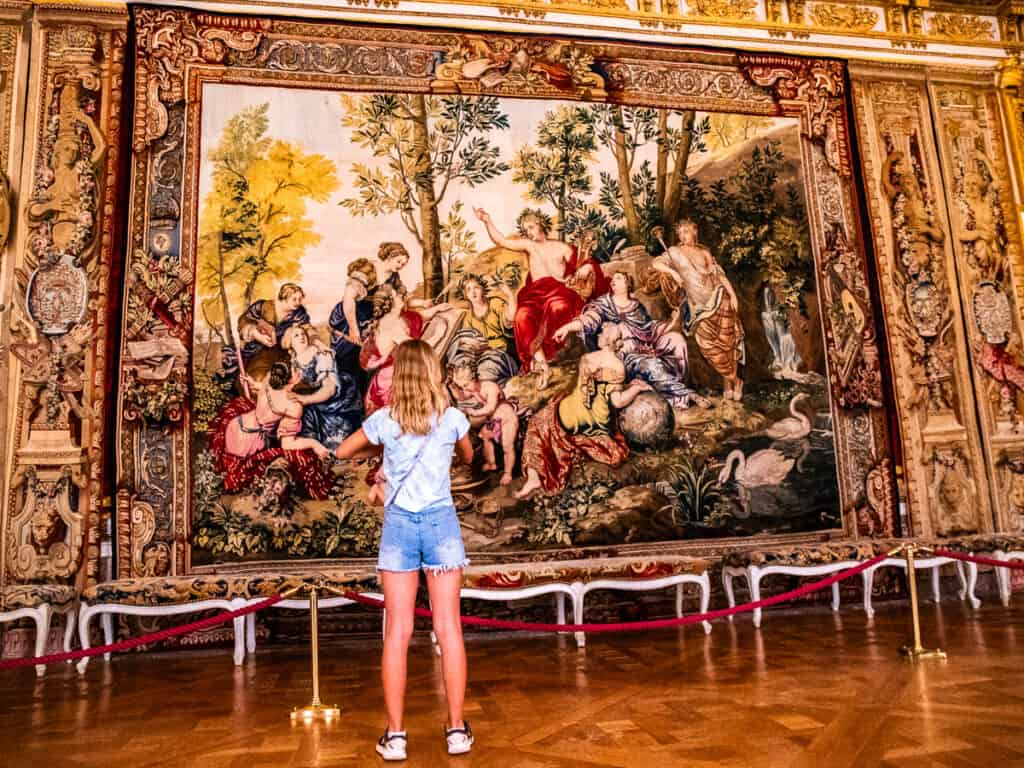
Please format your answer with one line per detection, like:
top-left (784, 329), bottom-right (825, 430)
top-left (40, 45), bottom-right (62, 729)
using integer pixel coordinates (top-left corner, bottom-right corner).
top-left (377, 502), bottom-right (469, 574)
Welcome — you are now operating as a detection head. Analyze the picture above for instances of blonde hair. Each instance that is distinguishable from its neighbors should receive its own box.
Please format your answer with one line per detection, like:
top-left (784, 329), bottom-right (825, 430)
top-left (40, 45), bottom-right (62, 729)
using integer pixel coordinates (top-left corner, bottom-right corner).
top-left (390, 339), bottom-right (448, 435)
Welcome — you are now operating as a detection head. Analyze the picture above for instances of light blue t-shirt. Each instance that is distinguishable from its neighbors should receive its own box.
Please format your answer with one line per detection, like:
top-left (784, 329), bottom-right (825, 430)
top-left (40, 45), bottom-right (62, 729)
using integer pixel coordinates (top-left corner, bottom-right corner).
top-left (362, 406), bottom-right (470, 511)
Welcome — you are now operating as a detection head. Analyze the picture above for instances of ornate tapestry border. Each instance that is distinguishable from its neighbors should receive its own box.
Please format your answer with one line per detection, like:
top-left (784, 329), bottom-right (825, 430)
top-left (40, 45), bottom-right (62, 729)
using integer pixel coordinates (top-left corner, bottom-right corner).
top-left (117, 7), bottom-right (895, 576)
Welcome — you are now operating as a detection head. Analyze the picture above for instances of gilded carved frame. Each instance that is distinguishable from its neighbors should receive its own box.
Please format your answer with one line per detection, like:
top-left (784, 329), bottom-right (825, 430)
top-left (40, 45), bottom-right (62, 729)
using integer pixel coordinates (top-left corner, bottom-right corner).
top-left (116, 6), bottom-right (895, 576)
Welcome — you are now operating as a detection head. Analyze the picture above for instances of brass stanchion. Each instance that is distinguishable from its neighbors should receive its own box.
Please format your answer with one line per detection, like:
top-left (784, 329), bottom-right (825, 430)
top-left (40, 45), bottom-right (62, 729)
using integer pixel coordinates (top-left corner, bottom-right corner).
top-left (898, 544), bottom-right (946, 662)
top-left (291, 585), bottom-right (340, 723)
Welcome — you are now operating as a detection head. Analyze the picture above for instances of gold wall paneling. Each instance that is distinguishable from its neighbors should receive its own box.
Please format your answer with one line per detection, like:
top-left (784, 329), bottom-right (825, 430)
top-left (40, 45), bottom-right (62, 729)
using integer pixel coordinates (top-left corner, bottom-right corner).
top-left (928, 72), bottom-right (1024, 534)
top-left (851, 65), bottom-right (993, 538)
top-left (3, 2), bottom-right (127, 589)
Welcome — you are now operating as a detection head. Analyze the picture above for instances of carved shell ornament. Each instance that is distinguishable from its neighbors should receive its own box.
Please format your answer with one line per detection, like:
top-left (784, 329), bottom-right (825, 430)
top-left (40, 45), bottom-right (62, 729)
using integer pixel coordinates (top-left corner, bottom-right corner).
top-left (972, 281), bottom-right (1012, 345)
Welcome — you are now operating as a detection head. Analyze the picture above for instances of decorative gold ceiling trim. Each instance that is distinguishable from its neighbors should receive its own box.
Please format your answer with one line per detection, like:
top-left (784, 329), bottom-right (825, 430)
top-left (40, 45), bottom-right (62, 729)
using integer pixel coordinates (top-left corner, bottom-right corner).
top-left (150, 0), bottom-right (1021, 58)
top-left (928, 12), bottom-right (996, 41)
top-left (809, 3), bottom-right (879, 32)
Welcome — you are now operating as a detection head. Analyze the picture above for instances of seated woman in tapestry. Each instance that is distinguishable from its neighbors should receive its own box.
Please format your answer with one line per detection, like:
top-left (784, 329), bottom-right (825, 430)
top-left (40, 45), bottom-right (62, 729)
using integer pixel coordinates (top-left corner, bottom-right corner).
top-left (651, 220), bottom-right (745, 401)
top-left (516, 323), bottom-right (653, 498)
top-left (236, 283), bottom-right (311, 378)
top-left (208, 362), bottom-right (334, 499)
top-left (553, 270), bottom-right (710, 409)
top-left (444, 273), bottom-right (520, 383)
top-left (329, 257), bottom-right (377, 397)
top-left (282, 324), bottom-right (363, 451)
top-left (360, 284), bottom-right (451, 416)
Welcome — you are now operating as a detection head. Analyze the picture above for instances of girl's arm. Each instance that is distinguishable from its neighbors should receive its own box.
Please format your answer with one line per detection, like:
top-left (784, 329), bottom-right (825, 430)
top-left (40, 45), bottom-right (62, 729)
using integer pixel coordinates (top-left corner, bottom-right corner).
top-left (335, 428), bottom-right (383, 460)
top-left (454, 433), bottom-right (474, 465)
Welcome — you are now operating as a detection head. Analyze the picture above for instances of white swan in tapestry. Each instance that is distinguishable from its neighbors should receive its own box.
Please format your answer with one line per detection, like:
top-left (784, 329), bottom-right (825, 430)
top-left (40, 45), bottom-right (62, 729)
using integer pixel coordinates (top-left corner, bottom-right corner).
top-left (762, 393), bottom-right (812, 440)
top-left (718, 448), bottom-right (796, 490)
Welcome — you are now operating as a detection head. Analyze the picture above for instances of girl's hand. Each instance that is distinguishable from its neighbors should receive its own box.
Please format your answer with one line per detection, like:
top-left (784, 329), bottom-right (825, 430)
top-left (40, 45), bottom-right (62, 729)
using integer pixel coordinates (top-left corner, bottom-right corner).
top-left (553, 325), bottom-right (571, 343)
top-left (289, 392), bottom-right (307, 405)
top-left (313, 443), bottom-right (330, 459)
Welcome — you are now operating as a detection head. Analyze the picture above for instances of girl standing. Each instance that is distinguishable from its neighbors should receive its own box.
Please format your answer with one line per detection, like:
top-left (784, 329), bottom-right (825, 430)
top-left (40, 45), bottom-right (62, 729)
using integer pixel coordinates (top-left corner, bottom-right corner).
top-left (335, 339), bottom-right (474, 761)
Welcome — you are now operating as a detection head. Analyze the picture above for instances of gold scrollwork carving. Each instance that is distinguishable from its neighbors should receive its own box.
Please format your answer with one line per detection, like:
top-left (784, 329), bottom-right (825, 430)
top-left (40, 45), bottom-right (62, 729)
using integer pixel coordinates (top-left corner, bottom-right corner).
top-left (928, 13), bottom-right (995, 42)
top-left (738, 54), bottom-right (852, 177)
top-left (808, 3), bottom-right (879, 32)
top-left (687, 0), bottom-right (757, 20)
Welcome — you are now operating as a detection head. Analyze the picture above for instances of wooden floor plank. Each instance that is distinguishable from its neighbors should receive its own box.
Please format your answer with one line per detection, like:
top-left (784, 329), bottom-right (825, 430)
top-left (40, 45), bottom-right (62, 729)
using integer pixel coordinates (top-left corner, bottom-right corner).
top-left (3, 601), bottom-right (1024, 766)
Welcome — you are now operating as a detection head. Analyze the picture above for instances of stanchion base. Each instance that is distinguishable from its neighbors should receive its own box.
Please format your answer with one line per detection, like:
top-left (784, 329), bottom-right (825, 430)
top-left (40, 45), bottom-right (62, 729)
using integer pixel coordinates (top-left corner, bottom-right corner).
top-left (899, 644), bottom-right (947, 662)
top-left (290, 703), bottom-right (341, 723)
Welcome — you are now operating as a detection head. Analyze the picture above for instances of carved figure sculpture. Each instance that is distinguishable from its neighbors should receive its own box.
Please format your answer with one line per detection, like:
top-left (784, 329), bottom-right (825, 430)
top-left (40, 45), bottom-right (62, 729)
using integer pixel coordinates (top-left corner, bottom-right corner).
top-left (28, 78), bottom-right (106, 261)
top-left (955, 152), bottom-right (1004, 278)
top-left (881, 148), bottom-right (944, 278)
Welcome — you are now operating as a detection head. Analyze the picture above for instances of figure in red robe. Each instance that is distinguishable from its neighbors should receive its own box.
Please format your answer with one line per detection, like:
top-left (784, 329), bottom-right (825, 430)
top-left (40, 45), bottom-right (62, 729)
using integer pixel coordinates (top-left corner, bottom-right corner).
top-left (474, 207), bottom-right (608, 388)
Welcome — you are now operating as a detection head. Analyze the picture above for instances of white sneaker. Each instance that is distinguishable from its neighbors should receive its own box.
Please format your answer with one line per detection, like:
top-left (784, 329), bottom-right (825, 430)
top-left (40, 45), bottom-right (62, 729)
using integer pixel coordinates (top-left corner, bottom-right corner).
top-left (376, 730), bottom-right (407, 761)
top-left (445, 721), bottom-right (473, 755)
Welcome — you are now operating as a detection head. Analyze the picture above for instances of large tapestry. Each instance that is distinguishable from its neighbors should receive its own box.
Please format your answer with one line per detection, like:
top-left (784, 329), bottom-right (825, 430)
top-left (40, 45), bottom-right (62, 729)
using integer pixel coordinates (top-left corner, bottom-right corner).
top-left (115, 8), bottom-right (895, 575)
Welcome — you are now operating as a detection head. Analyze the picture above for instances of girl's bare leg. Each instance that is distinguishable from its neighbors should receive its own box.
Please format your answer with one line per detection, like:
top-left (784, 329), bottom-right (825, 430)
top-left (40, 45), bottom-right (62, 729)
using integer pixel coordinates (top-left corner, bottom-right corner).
top-left (425, 568), bottom-right (467, 729)
top-left (380, 570), bottom-right (419, 733)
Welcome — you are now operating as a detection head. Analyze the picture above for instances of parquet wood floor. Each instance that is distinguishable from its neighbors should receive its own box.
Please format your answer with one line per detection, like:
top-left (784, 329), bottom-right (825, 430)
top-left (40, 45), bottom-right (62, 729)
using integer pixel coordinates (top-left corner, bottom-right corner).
top-left (4, 600), bottom-right (1024, 767)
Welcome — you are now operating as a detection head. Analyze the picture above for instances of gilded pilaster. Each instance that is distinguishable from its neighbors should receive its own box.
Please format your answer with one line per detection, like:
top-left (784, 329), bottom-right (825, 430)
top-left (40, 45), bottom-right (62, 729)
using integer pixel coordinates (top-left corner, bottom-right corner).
top-left (0, 1), bottom-right (32, 604)
top-left (3, 1), bottom-right (126, 592)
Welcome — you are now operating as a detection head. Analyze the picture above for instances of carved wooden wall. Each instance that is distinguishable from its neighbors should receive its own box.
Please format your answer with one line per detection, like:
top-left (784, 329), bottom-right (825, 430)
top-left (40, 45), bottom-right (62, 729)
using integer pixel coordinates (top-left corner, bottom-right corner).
top-left (852, 64), bottom-right (1024, 537)
top-left (0, 1), bottom-right (1021, 599)
top-left (0, 3), bottom-right (126, 597)
top-left (0, 1), bottom-right (30, 601)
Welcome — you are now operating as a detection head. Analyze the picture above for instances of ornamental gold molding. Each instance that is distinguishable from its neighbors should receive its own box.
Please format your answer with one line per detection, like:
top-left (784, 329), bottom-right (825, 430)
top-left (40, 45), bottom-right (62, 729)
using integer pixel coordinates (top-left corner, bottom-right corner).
top-left (928, 13), bottom-right (995, 42)
top-left (152, 0), bottom-right (1022, 56)
top-left (687, 0), bottom-right (757, 20)
top-left (808, 3), bottom-right (878, 32)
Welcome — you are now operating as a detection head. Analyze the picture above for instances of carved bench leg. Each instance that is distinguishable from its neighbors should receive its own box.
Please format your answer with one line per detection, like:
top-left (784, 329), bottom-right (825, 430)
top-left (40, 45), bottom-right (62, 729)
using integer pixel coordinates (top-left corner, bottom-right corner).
top-left (32, 604), bottom-right (52, 678)
top-left (246, 613), bottom-right (257, 655)
top-left (101, 613), bottom-right (114, 661)
top-left (963, 560), bottom-right (980, 609)
top-left (862, 567), bottom-right (876, 620)
top-left (230, 599), bottom-right (247, 666)
top-left (831, 582), bottom-right (841, 612)
top-left (930, 565), bottom-right (941, 604)
top-left (571, 582), bottom-right (585, 649)
top-left (698, 573), bottom-right (712, 635)
top-left (63, 608), bottom-right (77, 661)
top-left (76, 605), bottom-right (94, 675)
top-left (995, 551), bottom-right (1012, 607)
top-left (555, 592), bottom-right (567, 633)
top-left (722, 568), bottom-right (739, 623)
top-left (749, 566), bottom-right (763, 628)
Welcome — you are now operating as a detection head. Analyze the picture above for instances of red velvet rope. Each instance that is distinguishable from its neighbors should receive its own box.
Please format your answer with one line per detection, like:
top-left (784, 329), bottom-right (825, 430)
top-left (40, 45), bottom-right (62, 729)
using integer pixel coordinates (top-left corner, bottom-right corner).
top-left (0, 595), bottom-right (283, 671)
top-left (933, 549), bottom-right (1024, 570)
top-left (0, 552), bottom-right (892, 671)
top-left (342, 552), bottom-right (891, 633)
